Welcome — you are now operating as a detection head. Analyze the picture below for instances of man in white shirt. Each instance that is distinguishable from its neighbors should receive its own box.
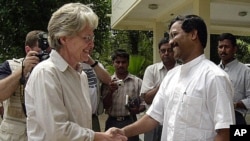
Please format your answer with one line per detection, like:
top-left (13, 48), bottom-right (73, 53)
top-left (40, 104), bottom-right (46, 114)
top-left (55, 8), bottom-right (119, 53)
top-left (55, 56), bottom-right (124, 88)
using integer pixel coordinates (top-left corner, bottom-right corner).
top-left (140, 35), bottom-right (176, 141)
top-left (111, 14), bottom-right (235, 141)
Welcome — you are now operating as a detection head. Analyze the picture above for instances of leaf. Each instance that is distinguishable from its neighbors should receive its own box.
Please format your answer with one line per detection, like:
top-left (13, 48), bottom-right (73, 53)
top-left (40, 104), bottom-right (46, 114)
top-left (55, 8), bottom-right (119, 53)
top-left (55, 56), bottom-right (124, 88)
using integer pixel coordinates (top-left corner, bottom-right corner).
top-left (128, 55), bottom-right (145, 78)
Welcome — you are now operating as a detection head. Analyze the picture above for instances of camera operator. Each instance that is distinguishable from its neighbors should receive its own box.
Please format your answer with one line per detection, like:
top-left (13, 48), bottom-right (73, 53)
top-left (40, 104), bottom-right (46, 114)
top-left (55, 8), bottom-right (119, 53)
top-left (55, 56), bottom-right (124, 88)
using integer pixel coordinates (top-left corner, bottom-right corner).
top-left (0, 30), bottom-right (51, 141)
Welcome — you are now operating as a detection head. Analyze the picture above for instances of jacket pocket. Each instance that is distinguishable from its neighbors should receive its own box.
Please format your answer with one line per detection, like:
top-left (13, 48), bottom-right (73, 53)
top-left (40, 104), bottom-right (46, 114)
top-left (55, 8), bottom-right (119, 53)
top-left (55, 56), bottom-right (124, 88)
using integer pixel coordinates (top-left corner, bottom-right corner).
top-left (0, 121), bottom-right (26, 135)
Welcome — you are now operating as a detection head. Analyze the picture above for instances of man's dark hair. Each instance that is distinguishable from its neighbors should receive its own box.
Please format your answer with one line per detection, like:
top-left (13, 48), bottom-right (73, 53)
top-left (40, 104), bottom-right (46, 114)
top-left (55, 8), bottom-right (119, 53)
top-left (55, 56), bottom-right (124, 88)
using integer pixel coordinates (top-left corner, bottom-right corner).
top-left (111, 49), bottom-right (129, 61)
top-left (168, 15), bottom-right (207, 48)
top-left (158, 33), bottom-right (169, 49)
top-left (218, 33), bottom-right (237, 47)
top-left (25, 30), bottom-right (44, 48)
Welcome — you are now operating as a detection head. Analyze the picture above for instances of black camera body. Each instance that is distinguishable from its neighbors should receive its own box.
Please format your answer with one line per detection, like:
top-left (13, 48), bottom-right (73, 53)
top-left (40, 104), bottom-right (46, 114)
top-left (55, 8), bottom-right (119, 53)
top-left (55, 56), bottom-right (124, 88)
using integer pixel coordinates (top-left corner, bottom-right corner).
top-left (125, 96), bottom-right (141, 109)
top-left (36, 51), bottom-right (50, 61)
top-left (37, 32), bottom-right (50, 61)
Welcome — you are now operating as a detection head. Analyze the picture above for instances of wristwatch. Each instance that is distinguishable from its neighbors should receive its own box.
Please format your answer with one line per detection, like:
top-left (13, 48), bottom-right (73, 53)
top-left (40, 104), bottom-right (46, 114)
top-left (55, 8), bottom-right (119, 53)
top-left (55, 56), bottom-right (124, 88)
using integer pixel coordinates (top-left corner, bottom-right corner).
top-left (90, 61), bottom-right (98, 67)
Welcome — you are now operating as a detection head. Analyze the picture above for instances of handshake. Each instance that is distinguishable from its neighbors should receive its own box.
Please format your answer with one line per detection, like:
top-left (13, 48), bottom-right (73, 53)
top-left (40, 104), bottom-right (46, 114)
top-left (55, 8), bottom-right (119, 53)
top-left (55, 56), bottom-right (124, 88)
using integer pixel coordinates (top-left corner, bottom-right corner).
top-left (103, 127), bottom-right (127, 141)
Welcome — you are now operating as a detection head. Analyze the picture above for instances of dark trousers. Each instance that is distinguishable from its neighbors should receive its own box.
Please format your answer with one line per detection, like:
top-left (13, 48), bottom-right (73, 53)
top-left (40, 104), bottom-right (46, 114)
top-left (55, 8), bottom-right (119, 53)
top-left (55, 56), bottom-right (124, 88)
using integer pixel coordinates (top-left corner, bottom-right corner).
top-left (105, 115), bottom-right (139, 141)
top-left (235, 111), bottom-right (247, 125)
top-left (144, 125), bottom-right (162, 141)
top-left (92, 114), bottom-right (101, 132)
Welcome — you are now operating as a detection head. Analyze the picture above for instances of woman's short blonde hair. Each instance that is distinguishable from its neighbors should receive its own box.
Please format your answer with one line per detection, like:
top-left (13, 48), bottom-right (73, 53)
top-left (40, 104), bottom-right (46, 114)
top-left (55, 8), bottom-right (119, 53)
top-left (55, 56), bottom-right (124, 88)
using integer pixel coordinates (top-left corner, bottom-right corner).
top-left (47, 2), bottom-right (99, 50)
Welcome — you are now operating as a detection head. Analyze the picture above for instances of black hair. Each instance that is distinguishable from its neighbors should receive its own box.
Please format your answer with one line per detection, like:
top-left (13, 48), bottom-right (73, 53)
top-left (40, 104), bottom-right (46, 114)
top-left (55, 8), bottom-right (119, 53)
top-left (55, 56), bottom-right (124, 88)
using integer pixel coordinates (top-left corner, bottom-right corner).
top-left (169, 15), bottom-right (207, 48)
top-left (217, 33), bottom-right (236, 47)
top-left (111, 49), bottom-right (129, 61)
top-left (158, 33), bottom-right (169, 49)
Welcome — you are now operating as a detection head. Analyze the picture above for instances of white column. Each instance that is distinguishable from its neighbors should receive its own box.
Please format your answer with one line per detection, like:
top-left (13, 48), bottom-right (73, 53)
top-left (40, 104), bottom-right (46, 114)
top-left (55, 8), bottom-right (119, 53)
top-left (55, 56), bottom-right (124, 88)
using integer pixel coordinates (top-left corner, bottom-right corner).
top-left (192, 0), bottom-right (211, 59)
top-left (153, 22), bottom-right (165, 63)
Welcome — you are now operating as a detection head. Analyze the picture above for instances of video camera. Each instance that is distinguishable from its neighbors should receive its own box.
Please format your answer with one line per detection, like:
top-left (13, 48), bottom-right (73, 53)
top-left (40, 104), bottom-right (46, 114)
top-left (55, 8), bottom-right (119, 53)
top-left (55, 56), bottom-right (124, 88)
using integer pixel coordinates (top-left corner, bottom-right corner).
top-left (37, 32), bottom-right (50, 61)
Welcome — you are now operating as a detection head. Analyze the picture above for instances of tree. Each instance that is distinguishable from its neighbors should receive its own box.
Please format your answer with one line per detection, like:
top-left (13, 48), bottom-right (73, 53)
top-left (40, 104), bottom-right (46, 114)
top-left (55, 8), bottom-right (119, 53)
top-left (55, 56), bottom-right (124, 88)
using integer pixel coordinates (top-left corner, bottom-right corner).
top-left (0, 0), bottom-right (155, 78)
top-left (0, 0), bottom-right (55, 61)
top-left (102, 30), bottom-right (153, 78)
top-left (0, 0), bottom-right (111, 63)
top-left (237, 39), bottom-right (250, 63)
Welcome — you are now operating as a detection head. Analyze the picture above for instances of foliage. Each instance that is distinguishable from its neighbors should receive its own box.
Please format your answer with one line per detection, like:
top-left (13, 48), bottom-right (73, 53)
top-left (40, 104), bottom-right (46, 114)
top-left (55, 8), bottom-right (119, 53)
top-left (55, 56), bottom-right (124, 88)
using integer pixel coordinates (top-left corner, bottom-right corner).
top-left (0, 0), bottom-right (111, 63)
top-left (104, 55), bottom-right (145, 79)
top-left (101, 30), bottom-right (153, 78)
top-left (0, 0), bottom-right (154, 78)
top-left (0, 0), bottom-right (55, 61)
top-left (128, 55), bottom-right (145, 78)
top-left (237, 39), bottom-right (250, 63)
top-left (0, 0), bottom-right (153, 78)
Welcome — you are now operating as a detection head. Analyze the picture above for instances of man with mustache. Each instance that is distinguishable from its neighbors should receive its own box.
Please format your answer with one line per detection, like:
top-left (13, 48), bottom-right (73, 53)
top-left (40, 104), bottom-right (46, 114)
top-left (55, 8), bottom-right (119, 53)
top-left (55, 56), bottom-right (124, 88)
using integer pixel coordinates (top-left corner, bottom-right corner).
top-left (217, 33), bottom-right (250, 125)
top-left (140, 34), bottom-right (177, 141)
top-left (109, 15), bottom-right (235, 141)
top-left (102, 49), bottom-right (144, 141)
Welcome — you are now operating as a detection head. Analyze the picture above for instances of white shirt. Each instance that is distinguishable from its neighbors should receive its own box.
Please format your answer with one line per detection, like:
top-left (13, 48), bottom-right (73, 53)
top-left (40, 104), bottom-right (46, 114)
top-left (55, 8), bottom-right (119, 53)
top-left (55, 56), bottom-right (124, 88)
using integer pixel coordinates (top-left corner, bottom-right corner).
top-left (147, 54), bottom-right (235, 141)
top-left (0, 103), bottom-right (2, 123)
top-left (219, 59), bottom-right (250, 113)
top-left (140, 62), bottom-right (169, 95)
top-left (25, 50), bottom-right (94, 141)
top-left (140, 62), bottom-right (175, 110)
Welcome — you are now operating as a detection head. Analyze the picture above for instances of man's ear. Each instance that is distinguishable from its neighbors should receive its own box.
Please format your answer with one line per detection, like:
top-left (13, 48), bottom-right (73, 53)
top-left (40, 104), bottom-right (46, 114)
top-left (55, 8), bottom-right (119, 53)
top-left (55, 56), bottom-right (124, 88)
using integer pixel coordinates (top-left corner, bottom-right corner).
top-left (25, 46), bottom-right (31, 54)
top-left (190, 30), bottom-right (198, 41)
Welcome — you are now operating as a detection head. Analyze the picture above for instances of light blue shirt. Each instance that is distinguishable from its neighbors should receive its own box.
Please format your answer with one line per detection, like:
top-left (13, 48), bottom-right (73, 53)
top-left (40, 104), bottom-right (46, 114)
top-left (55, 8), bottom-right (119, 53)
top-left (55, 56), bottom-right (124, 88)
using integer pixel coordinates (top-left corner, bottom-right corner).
top-left (219, 59), bottom-right (250, 114)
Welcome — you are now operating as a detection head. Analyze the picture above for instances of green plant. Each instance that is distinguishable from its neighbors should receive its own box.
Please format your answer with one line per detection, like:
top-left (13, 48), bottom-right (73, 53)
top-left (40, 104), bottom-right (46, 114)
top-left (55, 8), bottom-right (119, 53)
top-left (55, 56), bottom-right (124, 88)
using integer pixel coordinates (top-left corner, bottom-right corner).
top-left (237, 39), bottom-right (250, 63)
top-left (105, 55), bottom-right (145, 78)
top-left (128, 55), bottom-right (145, 78)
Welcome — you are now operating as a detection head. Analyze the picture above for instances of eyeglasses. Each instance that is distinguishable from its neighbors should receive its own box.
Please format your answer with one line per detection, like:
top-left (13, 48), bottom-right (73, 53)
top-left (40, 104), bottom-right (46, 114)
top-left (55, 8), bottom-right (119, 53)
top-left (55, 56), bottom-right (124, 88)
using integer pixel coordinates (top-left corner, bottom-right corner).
top-left (79, 35), bottom-right (95, 43)
top-left (160, 48), bottom-right (173, 54)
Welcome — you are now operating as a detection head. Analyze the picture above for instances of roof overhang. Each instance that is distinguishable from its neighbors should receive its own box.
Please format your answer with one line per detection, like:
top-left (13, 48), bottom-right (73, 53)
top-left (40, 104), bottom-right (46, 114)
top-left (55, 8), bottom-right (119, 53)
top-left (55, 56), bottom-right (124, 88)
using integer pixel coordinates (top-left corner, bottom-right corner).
top-left (111, 0), bottom-right (250, 36)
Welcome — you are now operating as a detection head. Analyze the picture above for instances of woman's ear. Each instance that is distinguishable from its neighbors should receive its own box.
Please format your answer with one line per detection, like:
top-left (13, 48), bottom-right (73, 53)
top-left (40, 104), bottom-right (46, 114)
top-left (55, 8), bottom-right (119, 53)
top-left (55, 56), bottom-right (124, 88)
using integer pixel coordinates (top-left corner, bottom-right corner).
top-left (58, 36), bottom-right (67, 45)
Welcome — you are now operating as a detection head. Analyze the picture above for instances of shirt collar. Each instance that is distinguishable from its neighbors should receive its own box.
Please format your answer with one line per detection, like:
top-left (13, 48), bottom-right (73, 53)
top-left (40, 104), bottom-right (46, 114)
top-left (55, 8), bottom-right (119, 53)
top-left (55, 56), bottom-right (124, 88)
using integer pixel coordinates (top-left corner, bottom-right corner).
top-left (112, 73), bottom-right (134, 81)
top-left (50, 50), bottom-right (82, 73)
top-left (219, 59), bottom-right (238, 70)
top-left (181, 54), bottom-right (206, 73)
top-left (157, 61), bottom-right (179, 71)
top-left (157, 62), bottom-right (165, 71)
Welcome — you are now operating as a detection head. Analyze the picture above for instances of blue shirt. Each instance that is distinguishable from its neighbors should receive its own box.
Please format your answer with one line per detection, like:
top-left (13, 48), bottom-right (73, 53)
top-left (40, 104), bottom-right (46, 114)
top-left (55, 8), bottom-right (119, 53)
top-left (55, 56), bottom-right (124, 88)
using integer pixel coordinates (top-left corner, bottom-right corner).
top-left (0, 61), bottom-right (11, 79)
top-left (219, 59), bottom-right (250, 114)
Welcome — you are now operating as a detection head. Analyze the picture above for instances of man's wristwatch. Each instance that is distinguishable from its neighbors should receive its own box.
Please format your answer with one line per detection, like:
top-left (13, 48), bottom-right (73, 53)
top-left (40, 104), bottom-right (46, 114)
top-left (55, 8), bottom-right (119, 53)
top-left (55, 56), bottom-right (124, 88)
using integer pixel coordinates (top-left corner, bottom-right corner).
top-left (90, 61), bottom-right (98, 67)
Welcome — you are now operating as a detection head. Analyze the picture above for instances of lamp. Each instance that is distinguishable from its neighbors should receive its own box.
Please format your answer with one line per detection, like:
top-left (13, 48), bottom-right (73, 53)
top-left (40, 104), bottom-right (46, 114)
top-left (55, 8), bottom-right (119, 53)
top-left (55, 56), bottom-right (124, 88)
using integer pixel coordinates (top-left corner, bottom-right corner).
top-left (148, 4), bottom-right (158, 10)
top-left (238, 11), bottom-right (247, 17)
